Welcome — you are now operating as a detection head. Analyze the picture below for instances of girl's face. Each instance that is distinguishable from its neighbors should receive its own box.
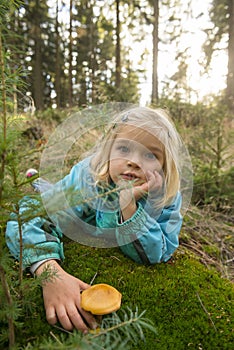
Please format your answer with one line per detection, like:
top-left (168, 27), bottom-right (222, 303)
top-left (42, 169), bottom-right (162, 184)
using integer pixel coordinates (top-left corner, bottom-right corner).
top-left (109, 125), bottom-right (164, 186)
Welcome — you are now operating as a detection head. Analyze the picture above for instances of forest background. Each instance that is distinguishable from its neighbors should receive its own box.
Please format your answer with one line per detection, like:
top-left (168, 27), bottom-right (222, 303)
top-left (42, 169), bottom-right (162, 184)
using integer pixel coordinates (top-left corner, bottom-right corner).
top-left (0, 0), bottom-right (233, 349)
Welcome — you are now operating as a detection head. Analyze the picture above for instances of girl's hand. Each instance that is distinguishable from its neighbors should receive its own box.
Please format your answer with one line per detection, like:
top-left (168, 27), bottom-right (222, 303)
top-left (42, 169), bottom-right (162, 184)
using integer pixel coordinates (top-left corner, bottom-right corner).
top-left (133, 170), bottom-right (163, 199)
top-left (36, 260), bottom-right (97, 333)
top-left (119, 170), bottom-right (163, 221)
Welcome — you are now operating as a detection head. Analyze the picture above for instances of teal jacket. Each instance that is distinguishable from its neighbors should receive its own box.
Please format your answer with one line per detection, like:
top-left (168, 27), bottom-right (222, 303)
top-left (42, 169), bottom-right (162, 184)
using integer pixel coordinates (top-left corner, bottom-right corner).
top-left (6, 157), bottom-right (183, 268)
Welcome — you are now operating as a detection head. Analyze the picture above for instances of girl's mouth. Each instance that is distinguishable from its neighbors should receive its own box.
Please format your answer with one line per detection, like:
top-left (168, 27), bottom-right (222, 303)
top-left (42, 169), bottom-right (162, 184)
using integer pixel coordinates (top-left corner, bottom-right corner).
top-left (120, 173), bottom-right (139, 181)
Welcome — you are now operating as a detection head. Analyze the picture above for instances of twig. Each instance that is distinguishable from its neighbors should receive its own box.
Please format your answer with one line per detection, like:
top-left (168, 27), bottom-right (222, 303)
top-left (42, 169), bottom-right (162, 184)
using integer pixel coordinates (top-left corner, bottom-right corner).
top-left (110, 255), bottom-right (121, 262)
top-left (196, 292), bottom-right (217, 331)
top-left (17, 210), bottom-right (24, 285)
top-left (90, 272), bottom-right (98, 285)
top-left (0, 28), bottom-right (7, 204)
top-left (181, 242), bottom-right (217, 265)
top-left (90, 317), bottom-right (136, 339)
top-left (52, 324), bottom-right (73, 334)
top-left (50, 331), bottom-right (63, 344)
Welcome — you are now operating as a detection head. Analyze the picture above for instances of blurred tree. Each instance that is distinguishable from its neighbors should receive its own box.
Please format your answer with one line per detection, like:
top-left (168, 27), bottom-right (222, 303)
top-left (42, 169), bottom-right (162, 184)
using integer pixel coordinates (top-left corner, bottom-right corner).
top-left (136, 0), bottom-right (192, 103)
top-left (72, 0), bottom-right (140, 105)
top-left (151, 0), bottom-right (159, 104)
top-left (54, 0), bottom-right (61, 108)
top-left (25, 0), bottom-right (53, 109)
top-left (3, 0), bottom-right (143, 109)
top-left (115, 0), bottom-right (121, 89)
top-left (18, 0), bottom-right (57, 110)
top-left (73, 0), bottom-right (106, 106)
top-left (162, 0), bottom-right (193, 101)
top-left (227, 0), bottom-right (234, 110)
top-left (54, 0), bottom-right (67, 108)
top-left (204, 0), bottom-right (234, 111)
top-left (1, 0), bottom-right (28, 113)
top-left (68, 0), bottom-right (73, 107)
top-left (33, 0), bottom-right (43, 109)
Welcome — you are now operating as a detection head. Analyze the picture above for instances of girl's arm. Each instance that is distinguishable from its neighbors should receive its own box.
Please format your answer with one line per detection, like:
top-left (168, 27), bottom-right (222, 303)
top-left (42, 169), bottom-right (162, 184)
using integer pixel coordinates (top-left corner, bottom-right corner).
top-left (5, 157), bottom-right (98, 332)
top-left (116, 192), bottom-right (183, 264)
top-left (5, 197), bottom-right (65, 269)
top-left (5, 157), bottom-right (93, 269)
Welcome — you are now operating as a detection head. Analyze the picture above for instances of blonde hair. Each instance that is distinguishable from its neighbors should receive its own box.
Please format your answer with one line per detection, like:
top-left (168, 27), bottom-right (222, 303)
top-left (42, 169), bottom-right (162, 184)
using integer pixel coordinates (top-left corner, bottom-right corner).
top-left (90, 106), bottom-right (181, 207)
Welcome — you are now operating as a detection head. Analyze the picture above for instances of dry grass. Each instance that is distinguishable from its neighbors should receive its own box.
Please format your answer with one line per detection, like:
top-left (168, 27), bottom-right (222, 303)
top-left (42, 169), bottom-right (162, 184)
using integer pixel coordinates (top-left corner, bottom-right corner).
top-left (181, 205), bottom-right (234, 281)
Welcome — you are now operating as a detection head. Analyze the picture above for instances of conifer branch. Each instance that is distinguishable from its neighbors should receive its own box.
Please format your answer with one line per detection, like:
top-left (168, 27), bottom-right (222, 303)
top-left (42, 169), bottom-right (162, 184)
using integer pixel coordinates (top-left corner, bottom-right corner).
top-left (17, 208), bottom-right (24, 285)
top-left (0, 28), bottom-right (7, 204)
top-left (86, 308), bottom-right (157, 348)
top-left (43, 308), bottom-right (157, 350)
top-left (0, 265), bottom-right (15, 347)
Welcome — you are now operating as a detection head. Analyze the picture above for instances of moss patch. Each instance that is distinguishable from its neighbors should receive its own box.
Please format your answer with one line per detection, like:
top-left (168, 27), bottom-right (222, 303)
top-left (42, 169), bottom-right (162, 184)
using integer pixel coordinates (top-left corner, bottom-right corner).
top-left (59, 241), bottom-right (234, 350)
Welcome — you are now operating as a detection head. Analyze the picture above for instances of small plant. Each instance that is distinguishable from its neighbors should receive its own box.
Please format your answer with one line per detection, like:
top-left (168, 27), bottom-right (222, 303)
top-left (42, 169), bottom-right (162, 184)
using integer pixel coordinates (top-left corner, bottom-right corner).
top-left (0, 1), bottom-right (43, 347)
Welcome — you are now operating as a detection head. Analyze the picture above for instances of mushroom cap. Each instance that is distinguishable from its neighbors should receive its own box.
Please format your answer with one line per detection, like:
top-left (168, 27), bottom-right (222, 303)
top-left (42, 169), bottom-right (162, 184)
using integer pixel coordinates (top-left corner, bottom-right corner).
top-left (81, 283), bottom-right (122, 315)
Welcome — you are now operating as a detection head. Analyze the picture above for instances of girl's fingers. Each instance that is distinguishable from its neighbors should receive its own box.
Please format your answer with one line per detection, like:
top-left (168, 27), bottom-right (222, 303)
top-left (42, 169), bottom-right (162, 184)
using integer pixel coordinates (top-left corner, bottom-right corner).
top-left (120, 169), bottom-right (163, 202)
top-left (146, 170), bottom-right (163, 190)
top-left (46, 304), bottom-right (74, 331)
top-left (79, 306), bottom-right (98, 330)
top-left (79, 280), bottom-right (91, 292)
top-left (46, 306), bottom-right (57, 326)
top-left (55, 305), bottom-right (74, 331)
top-left (65, 304), bottom-right (90, 333)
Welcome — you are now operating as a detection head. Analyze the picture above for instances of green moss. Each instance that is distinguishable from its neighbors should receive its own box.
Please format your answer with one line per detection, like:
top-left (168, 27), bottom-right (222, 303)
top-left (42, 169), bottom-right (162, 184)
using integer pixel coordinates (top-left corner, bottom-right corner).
top-left (60, 242), bottom-right (234, 350)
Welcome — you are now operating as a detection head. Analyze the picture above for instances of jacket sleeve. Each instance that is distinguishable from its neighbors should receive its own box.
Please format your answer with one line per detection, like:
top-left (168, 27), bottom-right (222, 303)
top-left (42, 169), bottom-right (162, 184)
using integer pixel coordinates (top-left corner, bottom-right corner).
top-left (5, 196), bottom-right (65, 269)
top-left (5, 157), bottom-right (93, 269)
top-left (116, 192), bottom-right (183, 265)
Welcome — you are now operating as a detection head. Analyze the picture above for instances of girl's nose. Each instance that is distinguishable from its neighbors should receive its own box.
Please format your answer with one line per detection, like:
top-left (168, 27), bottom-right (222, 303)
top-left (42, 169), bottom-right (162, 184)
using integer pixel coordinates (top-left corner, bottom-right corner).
top-left (127, 154), bottom-right (141, 168)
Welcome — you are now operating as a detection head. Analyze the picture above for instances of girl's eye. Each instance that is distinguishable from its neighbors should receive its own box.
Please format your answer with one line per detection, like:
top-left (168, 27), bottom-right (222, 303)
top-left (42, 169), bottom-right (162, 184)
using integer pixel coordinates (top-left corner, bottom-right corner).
top-left (117, 145), bottom-right (129, 153)
top-left (145, 152), bottom-right (157, 160)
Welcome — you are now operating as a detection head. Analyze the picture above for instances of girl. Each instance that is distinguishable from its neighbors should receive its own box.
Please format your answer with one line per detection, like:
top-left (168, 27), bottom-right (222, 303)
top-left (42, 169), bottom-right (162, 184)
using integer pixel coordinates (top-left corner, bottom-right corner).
top-left (6, 106), bottom-right (189, 333)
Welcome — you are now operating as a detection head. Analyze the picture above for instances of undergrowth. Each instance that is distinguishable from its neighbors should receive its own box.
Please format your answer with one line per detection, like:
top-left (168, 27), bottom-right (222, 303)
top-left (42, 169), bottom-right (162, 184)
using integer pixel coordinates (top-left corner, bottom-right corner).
top-left (181, 206), bottom-right (234, 281)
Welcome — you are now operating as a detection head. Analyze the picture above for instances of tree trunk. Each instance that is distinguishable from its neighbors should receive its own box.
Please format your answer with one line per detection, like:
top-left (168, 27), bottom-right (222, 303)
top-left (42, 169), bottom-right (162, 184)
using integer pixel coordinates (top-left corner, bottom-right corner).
top-left (55, 0), bottom-right (61, 108)
top-left (11, 10), bottom-right (18, 115)
top-left (33, 0), bottom-right (43, 110)
top-left (227, 0), bottom-right (234, 111)
top-left (0, 29), bottom-right (7, 203)
top-left (115, 0), bottom-right (121, 89)
top-left (88, 1), bottom-right (96, 104)
top-left (68, 0), bottom-right (73, 107)
top-left (151, 0), bottom-right (159, 105)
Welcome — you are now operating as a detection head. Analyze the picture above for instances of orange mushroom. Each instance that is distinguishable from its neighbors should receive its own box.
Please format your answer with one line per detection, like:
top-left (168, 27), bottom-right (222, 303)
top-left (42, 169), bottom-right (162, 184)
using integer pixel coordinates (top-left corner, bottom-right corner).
top-left (81, 283), bottom-right (122, 315)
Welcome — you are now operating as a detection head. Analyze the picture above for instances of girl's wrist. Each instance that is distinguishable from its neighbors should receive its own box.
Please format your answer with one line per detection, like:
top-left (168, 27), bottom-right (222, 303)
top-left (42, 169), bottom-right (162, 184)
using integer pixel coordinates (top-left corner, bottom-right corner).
top-left (35, 259), bottom-right (60, 276)
top-left (121, 202), bottom-right (137, 221)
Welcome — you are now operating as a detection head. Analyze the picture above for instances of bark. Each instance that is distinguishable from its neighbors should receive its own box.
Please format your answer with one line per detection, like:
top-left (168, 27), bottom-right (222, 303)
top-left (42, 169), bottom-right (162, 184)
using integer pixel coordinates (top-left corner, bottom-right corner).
top-left (151, 0), bottom-right (159, 104)
top-left (33, 0), bottom-right (43, 110)
top-left (68, 0), bottom-right (73, 107)
top-left (115, 0), bottom-right (121, 89)
top-left (227, 0), bottom-right (234, 111)
top-left (0, 30), bottom-right (7, 203)
top-left (55, 0), bottom-right (61, 108)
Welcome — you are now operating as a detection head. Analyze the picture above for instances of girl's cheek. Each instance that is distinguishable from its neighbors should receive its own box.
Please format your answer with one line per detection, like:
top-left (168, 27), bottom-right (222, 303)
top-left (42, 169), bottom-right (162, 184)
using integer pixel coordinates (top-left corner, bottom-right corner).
top-left (153, 160), bottom-right (163, 172)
